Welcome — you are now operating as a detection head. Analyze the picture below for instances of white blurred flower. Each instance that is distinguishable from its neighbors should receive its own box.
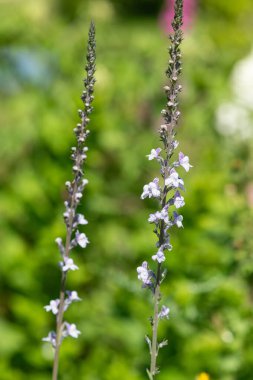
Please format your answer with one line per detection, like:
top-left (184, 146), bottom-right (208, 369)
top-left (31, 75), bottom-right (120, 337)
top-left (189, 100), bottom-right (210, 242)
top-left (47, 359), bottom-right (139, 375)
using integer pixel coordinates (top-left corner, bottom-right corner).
top-left (216, 48), bottom-right (253, 140)
top-left (231, 49), bottom-right (253, 110)
top-left (216, 102), bottom-right (252, 139)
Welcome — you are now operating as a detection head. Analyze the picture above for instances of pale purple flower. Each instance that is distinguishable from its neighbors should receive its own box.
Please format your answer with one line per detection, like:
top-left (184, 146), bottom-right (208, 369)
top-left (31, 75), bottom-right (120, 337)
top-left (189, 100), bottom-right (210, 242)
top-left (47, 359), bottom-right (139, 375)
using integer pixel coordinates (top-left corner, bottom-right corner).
top-left (75, 214), bottom-right (88, 225)
top-left (178, 152), bottom-right (192, 172)
top-left (160, 205), bottom-right (172, 225)
top-left (66, 290), bottom-right (81, 302)
top-left (158, 305), bottom-right (170, 319)
top-left (152, 249), bottom-right (165, 263)
top-left (42, 331), bottom-right (56, 347)
top-left (148, 206), bottom-right (171, 225)
top-left (148, 210), bottom-right (166, 224)
top-left (75, 231), bottom-right (89, 248)
top-left (44, 299), bottom-right (60, 315)
top-left (173, 191), bottom-right (185, 208)
top-left (64, 291), bottom-right (81, 311)
top-left (161, 235), bottom-right (172, 251)
top-left (64, 323), bottom-right (81, 338)
top-left (141, 178), bottom-right (161, 199)
top-left (172, 140), bottom-right (179, 150)
top-left (148, 212), bottom-right (161, 223)
top-left (62, 258), bottom-right (79, 272)
top-left (173, 211), bottom-right (183, 227)
top-left (165, 168), bottom-right (184, 189)
top-left (137, 261), bottom-right (153, 285)
top-left (147, 148), bottom-right (162, 161)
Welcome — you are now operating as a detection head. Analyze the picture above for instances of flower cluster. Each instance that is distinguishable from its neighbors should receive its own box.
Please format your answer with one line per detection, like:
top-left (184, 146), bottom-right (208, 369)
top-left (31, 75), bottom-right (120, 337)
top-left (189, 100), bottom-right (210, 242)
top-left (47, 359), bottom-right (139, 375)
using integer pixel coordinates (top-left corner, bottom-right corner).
top-left (43, 322), bottom-right (81, 347)
top-left (43, 22), bottom-right (96, 380)
top-left (137, 1), bottom-right (191, 378)
top-left (138, 147), bottom-right (192, 286)
top-left (44, 291), bottom-right (81, 316)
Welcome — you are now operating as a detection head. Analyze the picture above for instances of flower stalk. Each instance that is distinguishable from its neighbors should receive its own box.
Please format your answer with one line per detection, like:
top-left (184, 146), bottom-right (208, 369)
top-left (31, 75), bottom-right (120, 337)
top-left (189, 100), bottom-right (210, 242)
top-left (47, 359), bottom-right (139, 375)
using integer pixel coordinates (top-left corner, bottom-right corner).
top-left (43, 22), bottom-right (96, 380)
top-left (137, 1), bottom-right (191, 378)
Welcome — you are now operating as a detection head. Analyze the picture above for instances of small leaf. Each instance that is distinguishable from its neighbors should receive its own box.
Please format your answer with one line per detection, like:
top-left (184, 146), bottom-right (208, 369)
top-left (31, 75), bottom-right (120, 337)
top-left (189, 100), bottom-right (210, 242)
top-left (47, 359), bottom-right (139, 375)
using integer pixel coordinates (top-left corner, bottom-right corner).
top-left (145, 335), bottom-right (152, 354)
top-left (158, 339), bottom-right (168, 350)
top-left (146, 369), bottom-right (153, 380)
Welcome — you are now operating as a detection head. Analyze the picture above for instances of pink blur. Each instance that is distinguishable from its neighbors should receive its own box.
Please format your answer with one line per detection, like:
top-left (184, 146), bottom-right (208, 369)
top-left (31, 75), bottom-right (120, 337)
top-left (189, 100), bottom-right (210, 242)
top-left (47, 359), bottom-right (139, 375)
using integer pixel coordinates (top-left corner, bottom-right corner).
top-left (160, 0), bottom-right (197, 32)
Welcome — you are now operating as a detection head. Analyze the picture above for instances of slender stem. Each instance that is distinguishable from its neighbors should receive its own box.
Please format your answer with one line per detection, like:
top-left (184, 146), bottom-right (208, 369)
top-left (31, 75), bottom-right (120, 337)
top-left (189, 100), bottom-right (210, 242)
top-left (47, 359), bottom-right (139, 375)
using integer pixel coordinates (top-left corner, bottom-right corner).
top-left (52, 179), bottom-right (77, 380)
top-left (147, 2), bottom-right (183, 378)
top-left (52, 278), bottom-right (65, 380)
top-left (50, 22), bottom-right (96, 380)
top-left (150, 282), bottom-right (160, 377)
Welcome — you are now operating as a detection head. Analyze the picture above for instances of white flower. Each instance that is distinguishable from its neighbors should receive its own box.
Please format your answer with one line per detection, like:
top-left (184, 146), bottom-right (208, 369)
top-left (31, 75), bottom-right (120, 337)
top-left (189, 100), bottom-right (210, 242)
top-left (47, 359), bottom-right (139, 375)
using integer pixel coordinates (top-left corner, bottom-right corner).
top-left (216, 102), bottom-right (252, 139)
top-left (64, 323), bottom-right (81, 338)
top-left (75, 231), bottom-right (89, 248)
top-left (148, 212), bottom-right (160, 223)
top-left (173, 211), bottom-right (183, 228)
top-left (44, 299), bottom-right (60, 315)
top-left (82, 179), bottom-right (89, 186)
top-left (152, 249), bottom-right (165, 263)
top-left (62, 258), bottom-right (79, 272)
top-left (141, 178), bottom-right (161, 199)
top-left (42, 331), bottom-right (56, 347)
top-left (158, 305), bottom-right (170, 319)
top-left (76, 214), bottom-right (88, 225)
top-left (178, 152), bottom-right (192, 172)
top-left (147, 148), bottom-right (162, 160)
top-left (172, 140), bottom-right (179, 150)
top-left (173, 191), bottom-right (185, 209)
top-left (137, 261), bottom-right (152, 285)
top-left (66, 290), bottom-right (81, 302)
top-left (64, 291), bottom-right (81, 311)
top-left (165, 169), bottom-right (184, 188)
top-left (231, 49), bottom-right (253, 110)
top-left (148, 206), bottom-right (171, 226)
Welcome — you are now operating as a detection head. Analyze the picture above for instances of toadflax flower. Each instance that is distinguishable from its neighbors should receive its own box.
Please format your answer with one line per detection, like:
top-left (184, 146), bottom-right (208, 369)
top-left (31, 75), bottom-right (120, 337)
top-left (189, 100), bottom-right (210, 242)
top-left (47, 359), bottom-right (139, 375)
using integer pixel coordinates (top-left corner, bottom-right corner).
top-left (158, 305), bottom-right (170, 319)
top-left (61, 258), bottom-right (79, 272)
top-left (147, 148), bottom-right (162, 161)
top-left (44, 299), bottom-right (60, 315)
top-left (63, 323), bottom-right (81, 339)
top-left (42, 331), bottom-right (57, 347)
top-left (137, 261), bottom-right (154, 287)
top-left (137, 1), bottom-right (192, 378)
top-left (152, 249), bottom-right (166, 263)
top-left (165, 168), bottom-right (184, 189)
top-left (43, 22), bottom-right (96, 380)
top-left (173, 211), bottom-right (183, 227)
top-left (173, 191), bottom-right (185, 209)
top-left (141, 178), bottom-right (161, 199)
top-left (75, 230), bottom-right (89, 248)
top-left (178, 152), bottom-right (192, 172)
top-left (65, 290), bottom-right (81, 302)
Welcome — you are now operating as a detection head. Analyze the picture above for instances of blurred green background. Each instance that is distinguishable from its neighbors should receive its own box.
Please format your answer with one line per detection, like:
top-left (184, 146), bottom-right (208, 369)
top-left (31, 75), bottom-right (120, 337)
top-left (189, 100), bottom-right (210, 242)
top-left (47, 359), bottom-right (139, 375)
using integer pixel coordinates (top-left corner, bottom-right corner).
top-left (1, 0), bottom-right (253, 379)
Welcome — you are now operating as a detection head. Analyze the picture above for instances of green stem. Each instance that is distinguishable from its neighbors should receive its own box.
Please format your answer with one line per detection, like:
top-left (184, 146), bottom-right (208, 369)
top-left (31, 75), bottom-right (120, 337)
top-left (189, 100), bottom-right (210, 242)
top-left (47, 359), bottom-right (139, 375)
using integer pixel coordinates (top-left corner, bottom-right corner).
top-left (149, 282), bottom-right (160, 377)
top-left (52, 278), bottom-right (66, 380)
top-left (52, 179), bottom-right (78, 380)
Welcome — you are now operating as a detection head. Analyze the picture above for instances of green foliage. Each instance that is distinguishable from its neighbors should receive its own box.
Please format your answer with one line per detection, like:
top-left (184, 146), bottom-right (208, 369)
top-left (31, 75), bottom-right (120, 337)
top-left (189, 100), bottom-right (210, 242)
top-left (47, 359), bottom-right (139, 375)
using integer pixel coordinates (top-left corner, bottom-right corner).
top-left (0, 0), bottom-right (253, 379)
